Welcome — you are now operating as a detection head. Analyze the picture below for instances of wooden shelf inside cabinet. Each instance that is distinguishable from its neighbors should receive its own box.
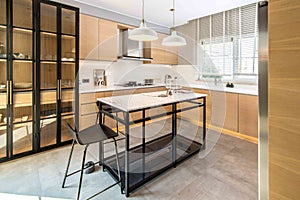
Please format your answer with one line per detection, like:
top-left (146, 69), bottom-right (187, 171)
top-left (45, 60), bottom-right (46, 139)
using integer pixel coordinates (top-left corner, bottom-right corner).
top-left (0, 24), bottom-right (7, 29)
top-left (0, 120), bottom-right (33, 131)
top-left (13, 26), bottom-right (34, 33)
top-left (40, 31), bottom-right (57, 36)
top-left (61, 112), bottom-right (75, 117)
top-left (13, 88), bottom-right (33, 93)
top-left (61, 61), bottom-right (75, 64)
top-left (61, 34), bottom-right (76, 38)
top-left (40, 60), bottom-right (57, 64)
top-left (12, 59), bottom-right (34, 63)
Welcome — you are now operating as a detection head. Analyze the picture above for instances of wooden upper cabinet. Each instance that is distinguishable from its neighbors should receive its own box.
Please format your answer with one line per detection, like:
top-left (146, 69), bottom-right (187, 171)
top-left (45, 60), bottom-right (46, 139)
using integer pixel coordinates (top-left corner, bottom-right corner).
top-left (148, 33), bottom-right (178, 65)
top-left (80, 14), bottom-right (99, 60)
top-left (80, 14), bottom-right (118, 61)
top-left (98, 19), bottom-right (118, 61)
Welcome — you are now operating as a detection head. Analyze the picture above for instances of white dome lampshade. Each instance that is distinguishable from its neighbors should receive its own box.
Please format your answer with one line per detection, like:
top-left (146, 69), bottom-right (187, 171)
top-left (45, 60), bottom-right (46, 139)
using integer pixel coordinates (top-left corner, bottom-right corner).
top-left (162, 30), bottom-right (186, 46)
top-left (128, 0), bottom-right (158, 42)
top-left (128, 21), bottom-right (158, 41)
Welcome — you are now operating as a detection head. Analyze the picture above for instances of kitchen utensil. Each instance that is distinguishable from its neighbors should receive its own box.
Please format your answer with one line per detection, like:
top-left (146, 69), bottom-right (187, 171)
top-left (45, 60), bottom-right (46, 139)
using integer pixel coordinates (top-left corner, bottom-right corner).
top-left (128, 81), bottom-right (137, 86)
top-left (144, 79), bottom-right (154, 85)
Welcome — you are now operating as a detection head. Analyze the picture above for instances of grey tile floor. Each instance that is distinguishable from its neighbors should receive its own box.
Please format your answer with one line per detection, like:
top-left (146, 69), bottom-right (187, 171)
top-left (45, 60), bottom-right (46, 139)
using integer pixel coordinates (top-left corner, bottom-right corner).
top-left (0, 120), bottom-right (258, 200)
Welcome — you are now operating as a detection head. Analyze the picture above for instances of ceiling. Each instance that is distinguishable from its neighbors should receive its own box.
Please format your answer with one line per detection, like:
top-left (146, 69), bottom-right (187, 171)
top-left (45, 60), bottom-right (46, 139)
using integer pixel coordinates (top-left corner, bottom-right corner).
top-left (74, 0), bottom-right (259, 27)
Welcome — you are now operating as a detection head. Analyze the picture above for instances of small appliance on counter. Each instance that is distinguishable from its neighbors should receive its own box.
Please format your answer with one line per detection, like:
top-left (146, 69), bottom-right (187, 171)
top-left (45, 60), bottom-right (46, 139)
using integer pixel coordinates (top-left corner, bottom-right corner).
top-left (94, 69), bottom-right (106, 86)
top-left (144, 79), bottom-right (154, 85)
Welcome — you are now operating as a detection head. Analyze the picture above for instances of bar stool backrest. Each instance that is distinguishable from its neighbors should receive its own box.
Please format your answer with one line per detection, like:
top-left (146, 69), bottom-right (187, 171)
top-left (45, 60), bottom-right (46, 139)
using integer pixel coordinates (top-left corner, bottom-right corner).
top-left (65, 122), bottom-right (84, 145)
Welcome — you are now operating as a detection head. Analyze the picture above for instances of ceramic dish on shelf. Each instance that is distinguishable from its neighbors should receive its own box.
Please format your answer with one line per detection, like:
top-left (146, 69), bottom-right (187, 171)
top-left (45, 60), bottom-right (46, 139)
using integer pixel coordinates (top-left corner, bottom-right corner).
top-left (13, 53), bottom-right (25, 59)
top-left (0, 84), bottom-right (6, 88)
top-left (21, 116), bottom-right (29, 122)
top-left (0, 54), bottom-right (6, 58)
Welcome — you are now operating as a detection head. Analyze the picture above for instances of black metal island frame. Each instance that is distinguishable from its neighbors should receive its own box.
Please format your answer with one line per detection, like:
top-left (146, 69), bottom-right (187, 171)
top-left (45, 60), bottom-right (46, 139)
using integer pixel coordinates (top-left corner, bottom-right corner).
top-left (97, 91), bottom-right (207, 197)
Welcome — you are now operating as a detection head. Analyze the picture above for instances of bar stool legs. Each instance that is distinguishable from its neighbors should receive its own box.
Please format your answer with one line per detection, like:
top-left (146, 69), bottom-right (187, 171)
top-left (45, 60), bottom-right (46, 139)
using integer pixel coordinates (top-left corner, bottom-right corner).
top-left (62, 139), bottom-right (122, 199)
top-left (77, 145), bottom-right (89, 200)
top-left (62, 140), bottom-right (75, 188)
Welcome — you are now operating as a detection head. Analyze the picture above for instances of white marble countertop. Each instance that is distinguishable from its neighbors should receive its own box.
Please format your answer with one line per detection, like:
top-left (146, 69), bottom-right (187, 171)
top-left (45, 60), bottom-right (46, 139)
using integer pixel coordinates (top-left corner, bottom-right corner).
top-left (80, 83), bottom-right (258, 96)
top-left (183, 83), bottom-right (258, 96)
top-left (79, 84), bottom-right (165, 94)
top-left (97, 91), bottom-right (207, 112)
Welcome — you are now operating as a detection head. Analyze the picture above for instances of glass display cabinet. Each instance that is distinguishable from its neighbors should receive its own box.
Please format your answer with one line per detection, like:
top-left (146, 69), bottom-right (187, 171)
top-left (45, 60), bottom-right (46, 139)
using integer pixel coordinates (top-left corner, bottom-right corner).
top-left (0, 0), bottom-right (79, 162)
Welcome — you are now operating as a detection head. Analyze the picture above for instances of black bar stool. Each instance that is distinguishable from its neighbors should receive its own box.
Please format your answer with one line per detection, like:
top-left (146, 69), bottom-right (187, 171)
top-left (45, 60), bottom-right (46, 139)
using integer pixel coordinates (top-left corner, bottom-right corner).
top-left (62, 123), bottom-right (122, 200)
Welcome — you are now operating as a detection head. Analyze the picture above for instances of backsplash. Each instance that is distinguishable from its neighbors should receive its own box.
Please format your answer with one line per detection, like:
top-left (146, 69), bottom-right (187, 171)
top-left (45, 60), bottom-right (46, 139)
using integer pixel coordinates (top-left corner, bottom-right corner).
top-left (78, 60), bottom-right (195, 91)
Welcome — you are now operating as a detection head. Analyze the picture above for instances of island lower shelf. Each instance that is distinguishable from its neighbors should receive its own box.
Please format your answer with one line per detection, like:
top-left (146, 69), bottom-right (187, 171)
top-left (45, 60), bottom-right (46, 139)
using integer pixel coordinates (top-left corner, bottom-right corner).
top-left (103, 133), bottom-right (202, 193)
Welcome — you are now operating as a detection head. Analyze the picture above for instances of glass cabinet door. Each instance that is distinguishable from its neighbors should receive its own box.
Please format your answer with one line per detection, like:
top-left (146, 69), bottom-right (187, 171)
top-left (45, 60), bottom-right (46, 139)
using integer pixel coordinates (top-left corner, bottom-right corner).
top-left (62, 8), bottom-right (76, 35)
top-left (60, 8), bottom-right (77, 142)
top-left (39, 2), bottom-right (58, 148)
top-left (13, 0), bottom-right (33, 29)
top-left (11, 0), bottom-right (34, 155)
top-left (61, 63), bottom-right (75, 142)
top-left (0, 60), bottom-right (7, 159)
top-left (0, 0), bottom-right (7, 160)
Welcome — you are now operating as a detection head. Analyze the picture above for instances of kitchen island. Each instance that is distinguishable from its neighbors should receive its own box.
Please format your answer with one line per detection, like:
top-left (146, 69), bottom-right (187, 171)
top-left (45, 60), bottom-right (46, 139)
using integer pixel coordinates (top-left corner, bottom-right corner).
top-left (97, 91), bottom-right (207, 197)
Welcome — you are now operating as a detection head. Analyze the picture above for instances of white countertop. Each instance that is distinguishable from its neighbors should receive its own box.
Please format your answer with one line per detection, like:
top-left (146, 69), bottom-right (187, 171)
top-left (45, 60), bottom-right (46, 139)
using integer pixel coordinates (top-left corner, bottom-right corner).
top-left (183, 83), bottom-right (258, 96)
top-left (79, 84), bottom-right (165, 94)
top-left (80, 83), bottom-right (257, 96)
top-left (97, 91), bottom-right (206, 112)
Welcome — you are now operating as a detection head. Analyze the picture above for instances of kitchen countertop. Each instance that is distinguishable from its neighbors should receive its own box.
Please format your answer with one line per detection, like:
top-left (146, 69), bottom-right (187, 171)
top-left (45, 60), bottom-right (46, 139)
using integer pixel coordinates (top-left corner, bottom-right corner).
top-left (79, 83), bottom-right (258, 96)
top-left (79, 84), bottom-right (165, 94)
top-left (183, 83), bottom-right (258, 96)
top-left (97, 91), bottom-right (206, 112)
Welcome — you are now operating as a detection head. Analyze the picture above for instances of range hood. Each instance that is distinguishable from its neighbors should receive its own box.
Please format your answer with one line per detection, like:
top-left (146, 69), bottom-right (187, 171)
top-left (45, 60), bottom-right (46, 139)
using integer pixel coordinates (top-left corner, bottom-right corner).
top-left (118, 29), bottom-right (152, 61)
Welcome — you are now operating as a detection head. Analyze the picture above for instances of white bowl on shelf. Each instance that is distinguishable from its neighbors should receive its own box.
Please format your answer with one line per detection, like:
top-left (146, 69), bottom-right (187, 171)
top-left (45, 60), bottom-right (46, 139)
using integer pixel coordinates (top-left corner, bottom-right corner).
top-left (21, 116), bottom-right (29, 122)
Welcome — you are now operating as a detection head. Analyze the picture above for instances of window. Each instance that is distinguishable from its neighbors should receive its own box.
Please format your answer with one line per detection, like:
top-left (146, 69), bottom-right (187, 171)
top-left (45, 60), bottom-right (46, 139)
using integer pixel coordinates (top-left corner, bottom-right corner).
top-left (197, 3), bottom-right (258, 81)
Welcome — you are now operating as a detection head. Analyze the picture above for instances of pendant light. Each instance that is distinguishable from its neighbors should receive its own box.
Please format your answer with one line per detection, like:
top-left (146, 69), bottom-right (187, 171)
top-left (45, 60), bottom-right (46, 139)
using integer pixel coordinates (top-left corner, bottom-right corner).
top-left (128, 0), bottom-right (158, 41)
top-left (162, 0), bottom-right (186, 46)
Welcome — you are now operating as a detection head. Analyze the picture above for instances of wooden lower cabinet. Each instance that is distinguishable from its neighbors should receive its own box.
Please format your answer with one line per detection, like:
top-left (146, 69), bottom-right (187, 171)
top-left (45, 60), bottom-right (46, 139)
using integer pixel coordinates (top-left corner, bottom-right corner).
top-left (182, 87), bottom-right (257, 138)
top-left (238, 94), bottom-right (258, 138)
top-left (224, 93), bottom-right (239, 132)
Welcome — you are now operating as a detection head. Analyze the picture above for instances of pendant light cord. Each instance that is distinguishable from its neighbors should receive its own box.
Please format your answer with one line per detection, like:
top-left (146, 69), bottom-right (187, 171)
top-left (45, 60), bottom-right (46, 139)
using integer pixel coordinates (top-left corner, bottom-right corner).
top-left (142, 0), bottom-right (145, 24)
top-left (171, 0), bottom-right (175, 31)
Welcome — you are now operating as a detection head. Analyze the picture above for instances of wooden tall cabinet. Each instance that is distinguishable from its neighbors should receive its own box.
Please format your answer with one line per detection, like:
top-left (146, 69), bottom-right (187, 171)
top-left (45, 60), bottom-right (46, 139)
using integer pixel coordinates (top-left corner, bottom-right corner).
top-left (0, 0), bottom-right (79, 163)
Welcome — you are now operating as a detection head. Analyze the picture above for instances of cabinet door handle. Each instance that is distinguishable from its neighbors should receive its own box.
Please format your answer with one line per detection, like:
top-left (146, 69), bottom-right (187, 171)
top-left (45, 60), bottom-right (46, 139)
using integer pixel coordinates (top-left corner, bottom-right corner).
top-left (6, 80), bottom-right (9, 105)
top-left (10, 81), bottom-right (13, 105)
top-left (57, 79), bottom-right (62, 100)
top-left (57, 80), bottom-right (60, 100)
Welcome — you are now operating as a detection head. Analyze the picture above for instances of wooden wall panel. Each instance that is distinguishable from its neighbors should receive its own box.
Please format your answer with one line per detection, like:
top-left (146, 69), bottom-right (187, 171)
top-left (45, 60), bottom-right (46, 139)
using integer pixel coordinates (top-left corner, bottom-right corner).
top-left (269, 0), bottom-right (300, 199)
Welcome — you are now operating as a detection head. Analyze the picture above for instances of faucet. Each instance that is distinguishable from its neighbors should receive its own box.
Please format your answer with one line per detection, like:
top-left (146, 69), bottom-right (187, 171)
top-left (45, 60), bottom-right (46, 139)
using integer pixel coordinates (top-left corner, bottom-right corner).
top-left (164, 74), bottom-right (172, 83)
top-left (214, 76), bottom-right (222, 86)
